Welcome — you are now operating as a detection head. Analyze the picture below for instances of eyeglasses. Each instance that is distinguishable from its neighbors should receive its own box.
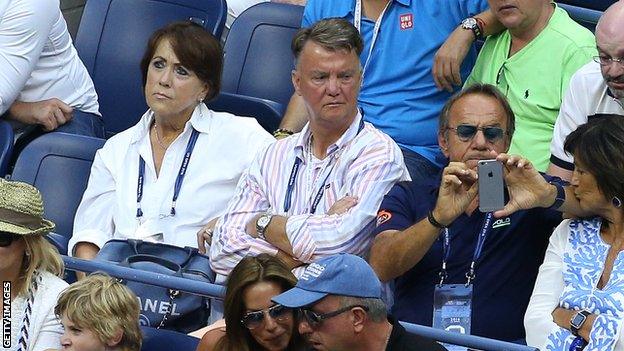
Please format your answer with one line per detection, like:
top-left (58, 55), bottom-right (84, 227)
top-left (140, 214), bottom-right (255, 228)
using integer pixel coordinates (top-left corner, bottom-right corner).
top-left (299, 305), bottom-right (369, 328)
top-left (0, 232), bottom-right (21, 247)
top-left (593, 55), bottom-right (624, 67)
top-left (241, 304), bottom-right (292, 330)
top-left (446, 125), bottom-right (507, 143)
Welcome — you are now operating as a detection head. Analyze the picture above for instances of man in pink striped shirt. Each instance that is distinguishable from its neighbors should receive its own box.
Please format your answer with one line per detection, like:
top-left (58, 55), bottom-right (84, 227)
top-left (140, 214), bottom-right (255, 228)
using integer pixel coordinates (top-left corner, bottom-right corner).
top-left (210, 18), bottom-right (409, 277)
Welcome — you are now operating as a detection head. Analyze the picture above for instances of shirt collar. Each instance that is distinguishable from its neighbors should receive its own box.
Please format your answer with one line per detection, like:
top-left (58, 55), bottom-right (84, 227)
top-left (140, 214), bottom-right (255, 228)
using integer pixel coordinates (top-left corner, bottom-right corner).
top-left (338, 0), bottom-right (410, 18)
top-left (130, 103), bottom-right (211, 144)
top-left (293, 110), bottom-right (364, 162)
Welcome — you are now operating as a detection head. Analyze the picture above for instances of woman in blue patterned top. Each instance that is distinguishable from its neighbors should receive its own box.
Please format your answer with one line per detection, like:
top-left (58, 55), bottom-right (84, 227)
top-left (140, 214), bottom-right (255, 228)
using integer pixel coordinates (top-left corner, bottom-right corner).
top-left (524, 115), bottom-right (624, 351)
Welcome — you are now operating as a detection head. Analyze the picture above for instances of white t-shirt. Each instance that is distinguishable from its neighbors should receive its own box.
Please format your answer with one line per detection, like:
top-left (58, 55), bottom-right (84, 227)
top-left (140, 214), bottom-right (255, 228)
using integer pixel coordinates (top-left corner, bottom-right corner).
top-left (0, 0), bottom-right (99, 116)
top-left (226, 0), bottom-right (268, 28)
top-left (69, 103), bottom-right (274, 254)
top-left (550, 61), bottom-right (624, 170)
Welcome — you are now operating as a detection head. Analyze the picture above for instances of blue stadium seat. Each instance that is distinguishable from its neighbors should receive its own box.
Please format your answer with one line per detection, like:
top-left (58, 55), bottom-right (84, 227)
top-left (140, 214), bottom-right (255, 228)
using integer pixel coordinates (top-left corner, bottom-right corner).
top-left (141, 326), bottom-right (199, 351)
top-left (206, 92), bottom-right (282, 132)
top-left (222, 2), bottom-right (304, 114)
top-left (558, 0), bottom-right (615, 12)
top-left (0, 120), bottom-right (14, 177)
top-left (11, 132), bottom-right (105, 254)
top-left (75, 0), bottom-right (227, 136)
top-left (558, 3), bottom-right (603, 32)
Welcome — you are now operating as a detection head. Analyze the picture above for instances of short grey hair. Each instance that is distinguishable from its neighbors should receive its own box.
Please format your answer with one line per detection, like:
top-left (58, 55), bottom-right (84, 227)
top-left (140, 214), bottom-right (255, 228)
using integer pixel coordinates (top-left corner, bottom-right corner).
top-left (340, 296), bottom-right (387, 323)
top-left (439, 83), bottom-right (516, 139)
top-left (291, 18), bottom-right (364, 67)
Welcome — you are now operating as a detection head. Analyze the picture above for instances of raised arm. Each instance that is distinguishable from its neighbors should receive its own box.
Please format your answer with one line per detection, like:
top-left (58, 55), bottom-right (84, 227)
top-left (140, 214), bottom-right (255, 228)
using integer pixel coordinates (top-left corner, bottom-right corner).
top-left (369, 162), bottom-right (478, 282)
top-left (433, 9), bottom-right (504, 92)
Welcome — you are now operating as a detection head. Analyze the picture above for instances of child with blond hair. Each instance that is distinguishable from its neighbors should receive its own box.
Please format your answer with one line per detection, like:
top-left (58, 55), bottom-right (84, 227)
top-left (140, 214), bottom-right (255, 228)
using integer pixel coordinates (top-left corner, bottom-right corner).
top-left (51, 274), bottom-right (142, 351)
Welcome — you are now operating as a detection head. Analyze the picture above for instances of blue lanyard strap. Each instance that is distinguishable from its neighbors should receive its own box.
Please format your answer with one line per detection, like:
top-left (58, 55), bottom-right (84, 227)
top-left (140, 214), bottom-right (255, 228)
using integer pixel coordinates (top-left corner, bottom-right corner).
top-left (283, 118), bottom-right (365, 214)
top-left (136, 128), bottom-right (200, 219)
top-left (438, 212), bottom-right (493, 286)
top-left (569, 336), bottom-right (587, 351)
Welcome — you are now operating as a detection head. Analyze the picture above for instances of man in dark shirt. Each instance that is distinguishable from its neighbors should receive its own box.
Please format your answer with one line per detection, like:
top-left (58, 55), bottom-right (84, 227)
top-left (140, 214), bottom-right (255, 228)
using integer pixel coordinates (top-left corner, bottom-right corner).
top-left (273, 253), bottom-right (446, 350)
top-left (369, 83), bottom-right (565, 341)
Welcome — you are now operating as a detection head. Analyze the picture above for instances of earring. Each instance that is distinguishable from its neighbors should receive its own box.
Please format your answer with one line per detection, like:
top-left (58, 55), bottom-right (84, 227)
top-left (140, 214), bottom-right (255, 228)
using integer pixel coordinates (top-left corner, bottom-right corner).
top-left (612, 196), bottom-right (623, 208)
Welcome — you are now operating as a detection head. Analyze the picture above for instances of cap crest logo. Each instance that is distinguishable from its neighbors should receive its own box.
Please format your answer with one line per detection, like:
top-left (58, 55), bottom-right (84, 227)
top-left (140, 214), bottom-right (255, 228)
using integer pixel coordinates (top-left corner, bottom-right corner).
top-left (300, 262), bottom-right (325, 281)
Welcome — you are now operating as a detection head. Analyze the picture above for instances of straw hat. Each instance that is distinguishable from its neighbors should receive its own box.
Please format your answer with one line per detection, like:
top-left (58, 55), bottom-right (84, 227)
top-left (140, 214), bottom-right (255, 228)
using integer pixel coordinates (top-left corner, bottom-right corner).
top-left (0, 179), bottom-right (55, 235)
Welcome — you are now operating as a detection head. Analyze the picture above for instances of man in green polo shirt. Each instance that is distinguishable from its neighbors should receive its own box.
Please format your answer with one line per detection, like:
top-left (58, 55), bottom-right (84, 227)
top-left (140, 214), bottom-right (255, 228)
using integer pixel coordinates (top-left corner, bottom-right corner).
top-left (465, 0), bottom-right (596, 171)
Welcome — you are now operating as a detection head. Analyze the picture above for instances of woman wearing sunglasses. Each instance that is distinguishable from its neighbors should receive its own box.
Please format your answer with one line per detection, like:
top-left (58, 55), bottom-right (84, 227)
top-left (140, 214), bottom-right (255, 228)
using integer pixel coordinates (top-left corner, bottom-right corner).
top-left (197, 254), bottom-right (304, 351)
top-left (0, 179), bottom-right (68, 350)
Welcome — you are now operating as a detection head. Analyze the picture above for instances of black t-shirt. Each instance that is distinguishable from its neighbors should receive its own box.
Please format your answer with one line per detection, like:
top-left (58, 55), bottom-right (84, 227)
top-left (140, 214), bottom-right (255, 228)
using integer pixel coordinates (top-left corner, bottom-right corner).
top-left (387, 317), bottom-right (447, 351)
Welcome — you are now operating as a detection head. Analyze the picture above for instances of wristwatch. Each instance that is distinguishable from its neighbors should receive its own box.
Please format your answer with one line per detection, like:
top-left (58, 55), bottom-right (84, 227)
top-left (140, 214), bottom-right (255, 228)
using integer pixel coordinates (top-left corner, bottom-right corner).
top-left (570, 309), bottom-right (591, 336)
top-left (461, 17), bottom-right (483, 40)
top-left (255, 213), bottom-right (274, 240)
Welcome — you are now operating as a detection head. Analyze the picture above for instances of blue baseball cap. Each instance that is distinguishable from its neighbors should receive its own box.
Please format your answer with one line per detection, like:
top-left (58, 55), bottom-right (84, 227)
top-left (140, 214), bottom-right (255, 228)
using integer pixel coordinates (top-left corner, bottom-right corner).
top-left (272, 253), bottom-right (382, 308)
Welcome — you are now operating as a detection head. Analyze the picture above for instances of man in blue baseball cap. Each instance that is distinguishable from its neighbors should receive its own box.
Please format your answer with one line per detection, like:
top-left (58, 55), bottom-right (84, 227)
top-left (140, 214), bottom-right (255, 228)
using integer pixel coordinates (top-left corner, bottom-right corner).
top-left (273, 253), bottom-right (445, 351)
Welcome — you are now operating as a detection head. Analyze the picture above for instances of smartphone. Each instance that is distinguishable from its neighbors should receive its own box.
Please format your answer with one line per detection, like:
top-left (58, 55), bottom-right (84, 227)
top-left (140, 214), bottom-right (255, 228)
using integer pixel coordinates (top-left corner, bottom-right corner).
top-left (477, 159), bottom-right (504, 212)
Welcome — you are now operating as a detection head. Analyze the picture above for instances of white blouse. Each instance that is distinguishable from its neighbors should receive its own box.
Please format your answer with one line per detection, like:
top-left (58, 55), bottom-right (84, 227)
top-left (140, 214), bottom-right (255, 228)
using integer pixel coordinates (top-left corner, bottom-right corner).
top-left (525, 218), bottom-right (624, 351)
top-left (69, 104), bottom-right (274, 254)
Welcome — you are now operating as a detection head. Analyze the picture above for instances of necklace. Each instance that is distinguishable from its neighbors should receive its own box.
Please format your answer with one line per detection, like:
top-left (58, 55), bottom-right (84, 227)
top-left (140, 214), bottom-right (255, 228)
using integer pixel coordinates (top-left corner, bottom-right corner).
top-left (152, 123), bottom-right (168, 149)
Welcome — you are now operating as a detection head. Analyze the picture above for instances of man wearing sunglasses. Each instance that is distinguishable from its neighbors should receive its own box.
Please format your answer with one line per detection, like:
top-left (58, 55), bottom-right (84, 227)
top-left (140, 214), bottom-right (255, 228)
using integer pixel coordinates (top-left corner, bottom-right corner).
top-left (369, 84), bottom-right (565, 341)
top-left (548, 1), bottom-right (624, 181)
top-left (464, 0), bottom-right (596, 172)
top-left (273, 253), bottom-right (445, 351)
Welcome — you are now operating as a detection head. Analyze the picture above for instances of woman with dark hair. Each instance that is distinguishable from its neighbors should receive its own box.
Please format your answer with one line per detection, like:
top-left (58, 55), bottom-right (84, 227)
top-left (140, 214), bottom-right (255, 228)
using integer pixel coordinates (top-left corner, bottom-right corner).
top-left (515, 115), bottom-right (624, 350)
top-left (0, 179), bottom-right (68, 350)
top-left (197, 254), bottom-right (304, 351)
top-left (70, 21), bottom-right (273, 260)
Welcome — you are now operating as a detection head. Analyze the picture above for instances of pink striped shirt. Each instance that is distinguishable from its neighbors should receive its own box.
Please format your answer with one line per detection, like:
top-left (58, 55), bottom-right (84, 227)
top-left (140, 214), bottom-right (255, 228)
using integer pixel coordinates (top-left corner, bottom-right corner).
top-left (210, 112), bottom-right (409, 276)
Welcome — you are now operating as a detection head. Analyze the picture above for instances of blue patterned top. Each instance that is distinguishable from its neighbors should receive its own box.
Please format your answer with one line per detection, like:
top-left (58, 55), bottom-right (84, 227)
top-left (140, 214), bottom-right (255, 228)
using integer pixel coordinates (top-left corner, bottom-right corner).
top-left (540, 218), bottom-right (624, 350)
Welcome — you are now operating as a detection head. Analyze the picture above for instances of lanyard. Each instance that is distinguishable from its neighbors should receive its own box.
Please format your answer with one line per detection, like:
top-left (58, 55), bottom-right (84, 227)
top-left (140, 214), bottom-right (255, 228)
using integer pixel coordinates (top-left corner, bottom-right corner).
top-left (353, 0), bottom-right (391, 78)
top-left (136, 128), bottom-right (200, 219)
top-left (283, 118), bottom-right (365, 213)
top-left (569, 336), bottom-right (587, 351)
top-left (438, 212), bottom-right (493, 286)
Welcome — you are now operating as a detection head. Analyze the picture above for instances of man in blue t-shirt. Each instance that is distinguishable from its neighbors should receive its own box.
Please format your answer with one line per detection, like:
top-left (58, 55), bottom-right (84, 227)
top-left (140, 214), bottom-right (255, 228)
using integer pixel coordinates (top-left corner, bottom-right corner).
top-left (277, 0), bottom-right (497, 181)
top-left (369, 84), bottom-right (565, 341)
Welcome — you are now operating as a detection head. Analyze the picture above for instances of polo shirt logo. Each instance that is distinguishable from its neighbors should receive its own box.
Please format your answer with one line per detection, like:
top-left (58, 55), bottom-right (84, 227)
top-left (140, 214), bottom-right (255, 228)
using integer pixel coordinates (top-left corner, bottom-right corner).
top-left (399, 13), bottom-right (413, 30)
top-left (376, 210), bottom-right (392, 226)
top-left (492, 217), bottom-right (511, 229)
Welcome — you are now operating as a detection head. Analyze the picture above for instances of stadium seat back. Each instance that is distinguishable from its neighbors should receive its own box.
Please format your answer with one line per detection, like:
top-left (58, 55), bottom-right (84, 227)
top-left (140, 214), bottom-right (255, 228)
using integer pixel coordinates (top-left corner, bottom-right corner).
top-left (206, 92), bottom-right (282, 132)
top-left (11, 132), bottom-right (105, 250)
top-left (0, 120), bottom-right (14, 177)
top-left (558, 3), bottom-right (603, 32)
top-left (141, 326), bottom-right (199, 351)
top-left (557, 0), bottom-right (615, 12)
top-left (222, 2), bottom-right (304, 114)
top-left (75, 0), bottom-right (227, 136)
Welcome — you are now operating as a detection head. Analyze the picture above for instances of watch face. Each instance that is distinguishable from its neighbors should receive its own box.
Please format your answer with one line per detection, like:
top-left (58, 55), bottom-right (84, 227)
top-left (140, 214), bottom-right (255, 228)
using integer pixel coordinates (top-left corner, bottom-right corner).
top-left (462, 18), bottom-right (477, 29)
top-left (257, 215), bottom-right (270, 228)
top-left (571, 312), bottom-right (587, 328)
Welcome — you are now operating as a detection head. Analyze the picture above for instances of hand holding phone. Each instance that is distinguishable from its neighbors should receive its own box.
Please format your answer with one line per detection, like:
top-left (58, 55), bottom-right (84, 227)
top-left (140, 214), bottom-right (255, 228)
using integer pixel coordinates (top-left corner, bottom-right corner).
top-left (477, 160), bottom-right (504, 212)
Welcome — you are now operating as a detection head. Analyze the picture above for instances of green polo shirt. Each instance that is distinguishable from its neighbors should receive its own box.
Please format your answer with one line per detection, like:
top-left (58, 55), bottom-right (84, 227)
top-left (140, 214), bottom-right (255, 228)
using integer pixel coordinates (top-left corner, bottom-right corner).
top-left (465, 5), bottom-right (596, 171)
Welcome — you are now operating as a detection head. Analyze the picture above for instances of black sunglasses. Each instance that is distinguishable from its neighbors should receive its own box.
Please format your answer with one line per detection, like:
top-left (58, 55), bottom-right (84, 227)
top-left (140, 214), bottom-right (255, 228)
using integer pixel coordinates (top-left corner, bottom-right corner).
top-left (241, 304), bottom-right (292, 330)
top-left (446, 124), bottom-right (507, 142)
top-left (0, 232), bottom-right (21, 247)
top-left (299, 305), bottom-right (369, 328)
